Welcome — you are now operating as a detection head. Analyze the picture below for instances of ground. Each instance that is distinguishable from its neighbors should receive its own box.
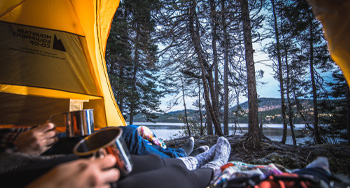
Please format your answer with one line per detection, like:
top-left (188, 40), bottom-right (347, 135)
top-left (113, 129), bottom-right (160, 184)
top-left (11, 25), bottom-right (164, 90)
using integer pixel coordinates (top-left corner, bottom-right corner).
top-left (165, 134), bottom-right (350, 177)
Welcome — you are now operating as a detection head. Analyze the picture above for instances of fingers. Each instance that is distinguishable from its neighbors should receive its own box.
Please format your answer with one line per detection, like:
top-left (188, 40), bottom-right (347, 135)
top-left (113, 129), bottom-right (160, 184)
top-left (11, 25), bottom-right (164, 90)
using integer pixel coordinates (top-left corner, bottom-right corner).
top-left (94, 155), bottom-right (117, 169)
top-left (35, 123), bottom-right (58, 153)
top-left (45, 136), bottom-right (59, 147)
top-left (92, 156), bottom-right (120, 187)
top-left (13, 122), bottom-right (58, 155)
top-left (99, 168), bottom-right (120, 186)
top-left (42, 129), bottom-right (57, 139)
top-left (37, 122), bottom-right (55, 132)
top-left (37, 136), bottom-right (58, 153)
top-left (35, 122), bottom-right (57, 140)
top-left (35, 123), bottom-right (58, 146)
top-left (74, 156), bottom-right (119, 187)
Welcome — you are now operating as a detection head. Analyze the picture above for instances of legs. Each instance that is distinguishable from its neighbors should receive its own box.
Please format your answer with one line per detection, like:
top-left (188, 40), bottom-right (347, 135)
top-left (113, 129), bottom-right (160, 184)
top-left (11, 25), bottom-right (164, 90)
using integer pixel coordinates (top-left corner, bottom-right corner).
top-left (0, 153), bottom-right (212, 188)
top-left (190, 145), bottom-right (210, 156)
top-left (118, 154), bottom-right (213, 188)
top-left (120, 125), bottom-right (187, 158)
top-left (179, 137), bottom-right (231, 171)
top-left (118, 164), bottom-right (212, 188)
top-left (182, 137), bottom-right (195, 156)
top-left (201, 137), bottom-right (231, 170)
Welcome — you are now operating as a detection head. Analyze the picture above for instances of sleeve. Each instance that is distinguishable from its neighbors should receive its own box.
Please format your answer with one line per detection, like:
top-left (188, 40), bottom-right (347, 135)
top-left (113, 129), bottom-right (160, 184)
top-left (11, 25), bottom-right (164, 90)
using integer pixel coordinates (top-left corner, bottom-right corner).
top-left (0, 127), bottom-right (31, 152)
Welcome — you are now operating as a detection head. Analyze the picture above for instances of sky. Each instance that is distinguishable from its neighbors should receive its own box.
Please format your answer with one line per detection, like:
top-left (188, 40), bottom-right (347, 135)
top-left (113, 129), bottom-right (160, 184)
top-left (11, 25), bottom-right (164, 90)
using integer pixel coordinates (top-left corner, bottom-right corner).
top-left (158, 32), bottom-right (338, 112)
top-left (159, 42), bottom-right (282, 112)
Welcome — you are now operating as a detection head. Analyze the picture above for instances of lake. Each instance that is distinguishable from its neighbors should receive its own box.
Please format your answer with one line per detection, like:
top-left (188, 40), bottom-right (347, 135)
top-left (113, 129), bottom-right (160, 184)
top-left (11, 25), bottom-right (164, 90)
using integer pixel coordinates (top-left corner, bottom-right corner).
top-left (129, 122), bottom-right (314, 145)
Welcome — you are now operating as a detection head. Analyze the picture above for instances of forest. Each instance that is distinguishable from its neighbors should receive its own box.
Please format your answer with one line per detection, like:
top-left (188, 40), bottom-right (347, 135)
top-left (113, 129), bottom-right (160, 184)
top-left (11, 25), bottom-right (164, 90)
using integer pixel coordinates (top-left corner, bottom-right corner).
top-left (105, 0), bottom-right (350, 148)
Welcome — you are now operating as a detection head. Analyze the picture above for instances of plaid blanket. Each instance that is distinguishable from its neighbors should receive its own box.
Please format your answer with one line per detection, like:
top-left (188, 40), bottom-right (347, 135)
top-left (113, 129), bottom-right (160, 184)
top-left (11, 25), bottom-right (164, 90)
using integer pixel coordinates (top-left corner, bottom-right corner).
top-left (210, 157), bottom-right (335, 188)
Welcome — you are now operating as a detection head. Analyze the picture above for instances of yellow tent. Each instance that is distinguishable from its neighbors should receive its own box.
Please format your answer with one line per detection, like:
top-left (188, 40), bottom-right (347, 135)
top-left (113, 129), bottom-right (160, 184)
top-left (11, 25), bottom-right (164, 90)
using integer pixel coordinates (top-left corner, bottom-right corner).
top-left (0, 0), bottom-right (126, 128)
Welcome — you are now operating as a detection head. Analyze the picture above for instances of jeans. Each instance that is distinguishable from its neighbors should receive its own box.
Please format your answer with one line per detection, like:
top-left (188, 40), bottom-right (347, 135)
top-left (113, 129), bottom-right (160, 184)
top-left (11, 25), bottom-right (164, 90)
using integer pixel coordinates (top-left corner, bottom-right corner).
top-left (120, 125), bottom-right (187, 158)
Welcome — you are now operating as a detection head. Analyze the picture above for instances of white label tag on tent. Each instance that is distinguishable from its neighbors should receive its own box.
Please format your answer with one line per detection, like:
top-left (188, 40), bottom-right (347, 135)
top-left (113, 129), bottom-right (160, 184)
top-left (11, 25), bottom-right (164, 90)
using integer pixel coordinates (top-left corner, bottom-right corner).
top-left (0, 21), bottom-right (98, 95)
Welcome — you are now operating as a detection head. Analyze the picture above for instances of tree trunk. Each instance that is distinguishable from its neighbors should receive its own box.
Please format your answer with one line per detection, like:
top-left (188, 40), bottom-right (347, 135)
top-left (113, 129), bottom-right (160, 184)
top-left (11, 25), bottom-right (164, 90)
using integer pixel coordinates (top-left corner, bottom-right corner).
top-left (209, 0), bottom-right (220, 123)
top-left (271, 0), bottom-right (288, 144)
top-left (292, 90), bottom-right (313, 131)
top-left (309, 21), bottom-right (321, 144)
top-left (222, 0), bottom-right (229, 135)
top-left (203, 72), bottom-right (213, 135)
top-left (205, 99), bottom-right (214, 135)
top-left (234, 88), bottom-right (240, 128)
top-left (260, 112), bottom-right (263, 134)
top-left (285, 47), bottom-right (296, 145)
top-left (206, 71), bottom-right (222, 134)
top-left (129, 24), bottom-right (139, 125)
top-left (240, 0), bottom-right (260, 148)
top-left (287, 84), bottom-right (296, 145)
top-left (181, 77), bottom-right (191, 137)
top-left (118, 65), bottom-right (125, 114)
top-left (198, 77), bottom-right (204, 136)
top-left (233, 90), bottom-right (242, 135)
top-left (200, 66), bottom-right (223, 136)
top-left (118, 8), bottom-right (128, 115)
top-left (189, 0), bottom-right (223, 136)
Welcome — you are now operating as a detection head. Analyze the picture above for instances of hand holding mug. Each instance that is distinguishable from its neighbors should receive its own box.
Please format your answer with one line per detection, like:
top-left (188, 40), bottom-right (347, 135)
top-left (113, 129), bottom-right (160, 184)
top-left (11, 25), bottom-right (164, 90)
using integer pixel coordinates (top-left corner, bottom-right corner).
top-left (13, 122), bottom-right (58, 155)
top-left (73, 127), bottom-right (133, 177)
top-left (26, 155), bottom-right (120, 188)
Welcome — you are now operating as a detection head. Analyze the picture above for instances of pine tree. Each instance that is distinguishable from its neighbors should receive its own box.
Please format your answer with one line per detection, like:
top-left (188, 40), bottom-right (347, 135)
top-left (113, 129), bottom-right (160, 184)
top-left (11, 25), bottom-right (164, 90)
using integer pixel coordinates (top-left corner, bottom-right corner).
top-left (106, 0), bottom-right (165, 124)
top-left (281, 0), bottom-right (334, 144)
top-left (326, 69), bottom-right (350, 144)
top-left (106, 3), bottom-right (133, 117)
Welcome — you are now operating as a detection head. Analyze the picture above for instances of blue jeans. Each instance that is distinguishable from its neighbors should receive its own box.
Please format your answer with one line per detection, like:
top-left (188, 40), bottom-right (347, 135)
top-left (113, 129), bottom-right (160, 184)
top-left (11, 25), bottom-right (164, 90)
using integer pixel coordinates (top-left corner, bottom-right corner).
top-left (120, 125), bottom-right (186, 159)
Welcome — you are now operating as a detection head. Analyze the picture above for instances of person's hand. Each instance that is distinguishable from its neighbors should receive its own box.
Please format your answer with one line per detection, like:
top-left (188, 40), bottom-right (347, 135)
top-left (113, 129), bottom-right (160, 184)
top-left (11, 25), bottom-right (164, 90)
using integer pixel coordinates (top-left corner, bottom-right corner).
top-left (26, 155), bottom-right (120, 188)
top-left (13, 122), bottom-right (58, 155)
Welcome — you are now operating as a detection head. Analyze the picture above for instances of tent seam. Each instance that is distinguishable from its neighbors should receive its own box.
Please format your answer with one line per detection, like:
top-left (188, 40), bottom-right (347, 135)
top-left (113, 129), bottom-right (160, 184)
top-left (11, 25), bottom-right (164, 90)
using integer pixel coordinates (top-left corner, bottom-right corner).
top-left (0, 83), bottom-right (102, 98)
top-left (0, 0), bottom-right (28, 19)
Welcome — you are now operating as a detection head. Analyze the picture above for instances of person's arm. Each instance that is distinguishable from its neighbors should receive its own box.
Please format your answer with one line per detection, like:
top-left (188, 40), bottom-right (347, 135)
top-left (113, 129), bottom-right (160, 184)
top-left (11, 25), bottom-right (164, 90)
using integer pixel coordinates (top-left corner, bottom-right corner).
top-left (26, 155), bottom-right (120, 188)
top-left (0, 127), bottom-right (31, 152)
top-left (13, 122), bottom-right (58, 155)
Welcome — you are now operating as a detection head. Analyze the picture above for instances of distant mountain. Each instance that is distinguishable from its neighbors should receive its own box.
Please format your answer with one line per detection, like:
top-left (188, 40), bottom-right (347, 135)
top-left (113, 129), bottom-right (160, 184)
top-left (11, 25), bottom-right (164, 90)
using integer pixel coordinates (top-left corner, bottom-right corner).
top-left (132, 97), bottom-right (319, 123)
top-left (133, 109), bottom-right (198, 123)
top-left (233, 97), bottom-right (313, 110)
top-left (235, 97), bottom-right (282, 110)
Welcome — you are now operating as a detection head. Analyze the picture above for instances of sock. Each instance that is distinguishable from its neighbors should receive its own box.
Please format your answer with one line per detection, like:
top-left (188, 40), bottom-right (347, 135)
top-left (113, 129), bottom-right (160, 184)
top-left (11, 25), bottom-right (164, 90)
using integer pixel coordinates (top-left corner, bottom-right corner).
top-left (178, 156), bottom-right (198, 170)
top-left (179, 144), bottom-right (216, 170)
top-left (201, 137), bottom-right (231, 171)
top-left (190, 145), bottom-right (209, 156)
top-left (194, 144), bottom-right (216, 167)
top-left (182, 137), bottom-right (194, 156)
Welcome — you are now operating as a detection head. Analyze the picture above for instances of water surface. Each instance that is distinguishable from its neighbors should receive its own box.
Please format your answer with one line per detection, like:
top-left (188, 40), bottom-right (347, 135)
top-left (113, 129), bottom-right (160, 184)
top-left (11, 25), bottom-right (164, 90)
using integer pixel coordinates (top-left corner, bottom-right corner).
top-left (130, 122), bottom-right (313, 145)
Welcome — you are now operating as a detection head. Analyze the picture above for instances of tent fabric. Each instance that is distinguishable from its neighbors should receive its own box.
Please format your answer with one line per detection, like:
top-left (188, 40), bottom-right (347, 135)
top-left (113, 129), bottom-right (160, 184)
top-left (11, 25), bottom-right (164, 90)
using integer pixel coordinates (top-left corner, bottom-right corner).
top-left (0, 0), bottom-right (126, 128)
top-left (308, 0), bottom-right (350, 86)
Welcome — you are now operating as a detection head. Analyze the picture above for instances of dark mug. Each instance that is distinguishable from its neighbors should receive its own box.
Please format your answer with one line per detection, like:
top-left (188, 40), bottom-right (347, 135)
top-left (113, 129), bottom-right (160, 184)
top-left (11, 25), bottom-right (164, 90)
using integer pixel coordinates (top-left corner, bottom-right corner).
top-left (73, 127), bottom-right (133, 177)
